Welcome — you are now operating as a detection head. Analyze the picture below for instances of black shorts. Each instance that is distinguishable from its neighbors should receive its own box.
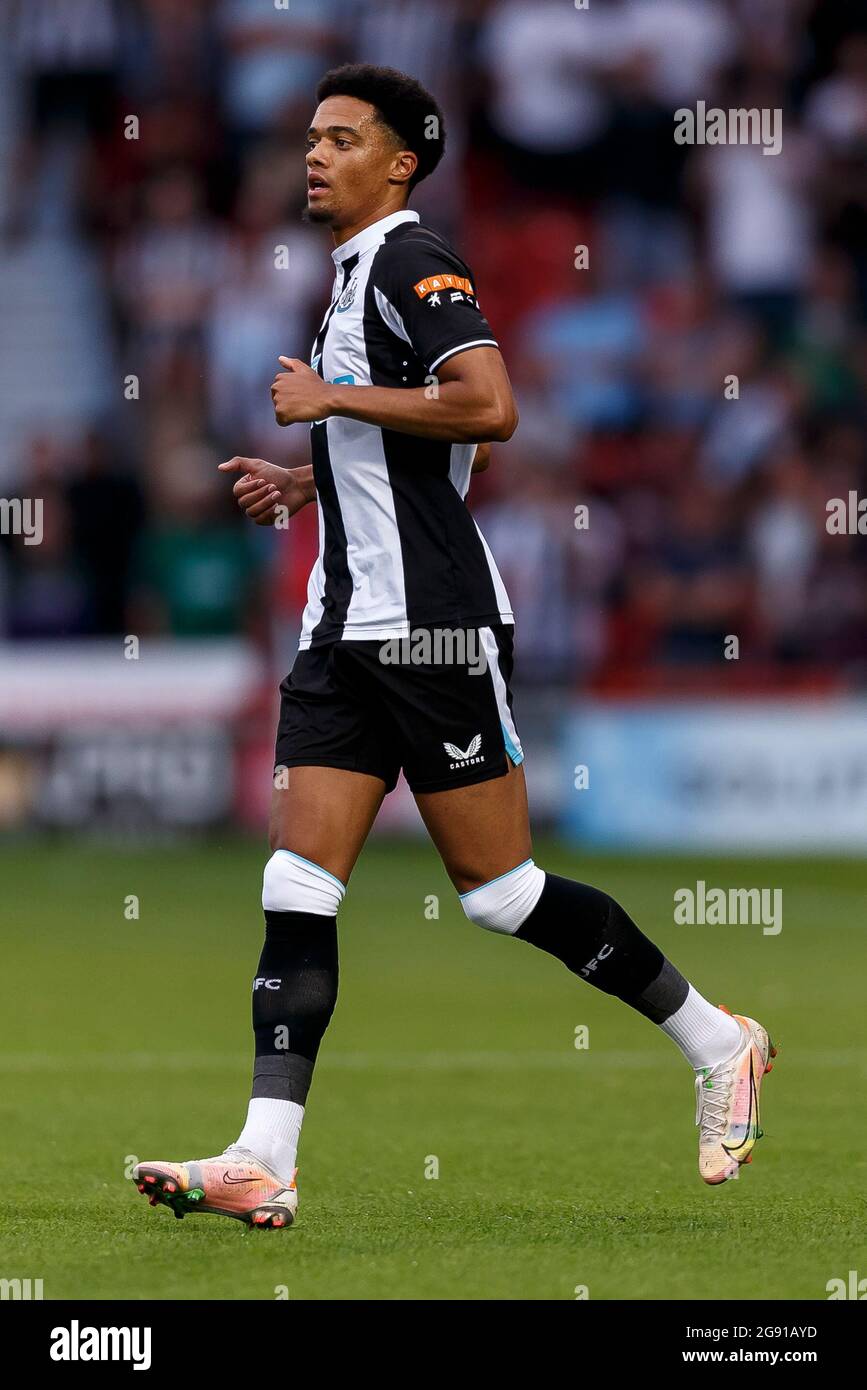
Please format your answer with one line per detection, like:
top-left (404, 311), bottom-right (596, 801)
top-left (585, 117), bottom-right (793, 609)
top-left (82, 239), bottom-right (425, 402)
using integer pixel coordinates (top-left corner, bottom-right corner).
top-left (274, 624), bottom-right (524, 794)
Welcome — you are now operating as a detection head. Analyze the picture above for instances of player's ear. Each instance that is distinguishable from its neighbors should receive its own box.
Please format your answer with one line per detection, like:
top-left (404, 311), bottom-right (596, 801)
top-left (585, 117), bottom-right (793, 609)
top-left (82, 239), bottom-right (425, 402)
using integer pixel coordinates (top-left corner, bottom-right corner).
top-left (389, 149), bottom-right (417, 188)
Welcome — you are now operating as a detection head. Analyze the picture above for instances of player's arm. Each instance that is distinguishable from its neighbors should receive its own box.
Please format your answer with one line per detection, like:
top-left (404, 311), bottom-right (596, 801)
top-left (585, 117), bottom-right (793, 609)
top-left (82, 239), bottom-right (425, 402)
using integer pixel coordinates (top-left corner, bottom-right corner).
top-left (217, 456), bottom-right (316, 526)
top-left (220, 441), bottom-right (492, 528)
top-left (271, 347), bottom-right (518, 443)
top-left (334, 348), bottom-right (517, 442)
top-left (274, 243), bottom-right (517, 443)
top-left (472, 442), bottom-right (491, 473)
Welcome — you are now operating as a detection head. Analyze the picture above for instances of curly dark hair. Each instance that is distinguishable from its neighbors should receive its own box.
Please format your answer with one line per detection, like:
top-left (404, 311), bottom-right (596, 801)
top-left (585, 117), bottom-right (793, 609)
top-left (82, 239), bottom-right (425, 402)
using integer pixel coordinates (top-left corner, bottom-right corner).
top-left (315, 63), bottom-right (446, 190)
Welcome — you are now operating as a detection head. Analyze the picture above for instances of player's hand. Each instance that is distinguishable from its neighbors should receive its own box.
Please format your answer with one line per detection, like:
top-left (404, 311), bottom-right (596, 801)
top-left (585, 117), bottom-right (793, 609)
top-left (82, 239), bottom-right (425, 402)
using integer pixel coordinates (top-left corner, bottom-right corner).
top-left (271, 357), bottom-right (334, 425)
top-left (217, 456), bottom-right (310, 527)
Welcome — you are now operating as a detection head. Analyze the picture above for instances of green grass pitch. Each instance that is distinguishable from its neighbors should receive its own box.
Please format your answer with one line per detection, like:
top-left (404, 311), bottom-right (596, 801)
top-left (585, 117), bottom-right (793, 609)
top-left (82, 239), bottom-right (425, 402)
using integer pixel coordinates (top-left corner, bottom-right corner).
top-left (1, 836), bottom-right (865, 1300)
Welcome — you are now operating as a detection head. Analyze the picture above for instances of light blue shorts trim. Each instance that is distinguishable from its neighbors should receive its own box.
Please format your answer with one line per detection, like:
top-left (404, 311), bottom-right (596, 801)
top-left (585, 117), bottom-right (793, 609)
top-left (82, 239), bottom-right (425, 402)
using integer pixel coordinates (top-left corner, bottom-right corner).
top-left (459, 858), bottom-right (534, 901)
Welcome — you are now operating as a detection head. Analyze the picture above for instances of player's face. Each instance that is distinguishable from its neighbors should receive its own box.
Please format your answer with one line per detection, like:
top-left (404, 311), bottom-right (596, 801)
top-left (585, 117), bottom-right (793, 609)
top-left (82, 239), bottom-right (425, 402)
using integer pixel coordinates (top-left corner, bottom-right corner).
top-left (305, 95), bottom-right (410, 228)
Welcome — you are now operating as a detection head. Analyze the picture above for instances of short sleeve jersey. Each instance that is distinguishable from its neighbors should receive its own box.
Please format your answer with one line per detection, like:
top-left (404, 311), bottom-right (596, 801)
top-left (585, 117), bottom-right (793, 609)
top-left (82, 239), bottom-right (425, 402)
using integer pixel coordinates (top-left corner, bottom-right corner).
top-left (300, 209), bottom-right (513, 648)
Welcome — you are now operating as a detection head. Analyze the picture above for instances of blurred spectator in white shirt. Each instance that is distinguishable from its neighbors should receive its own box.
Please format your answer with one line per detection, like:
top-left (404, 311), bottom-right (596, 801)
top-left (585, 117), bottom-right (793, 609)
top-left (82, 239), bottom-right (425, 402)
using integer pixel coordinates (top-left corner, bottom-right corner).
top-left (619, 0), bottom-right (736, 106)
top-left (218, 0), bottom-right (347, 140)
top-left (748, 446), bottom-right (821, 643)
top-left (806, 33), bottom-right (867, 157)
top-left (206, 145), bottom-right (328, 446)
top-left (115, 166), bottom-right (229, 372)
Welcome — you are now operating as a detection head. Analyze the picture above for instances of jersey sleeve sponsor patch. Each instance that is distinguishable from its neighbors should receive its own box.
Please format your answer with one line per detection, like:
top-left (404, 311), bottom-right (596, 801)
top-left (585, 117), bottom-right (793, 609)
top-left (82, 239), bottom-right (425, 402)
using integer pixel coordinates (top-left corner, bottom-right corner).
top-left (373, 234), bottom-right (498, 371)
top-left (413, 273), bottom-right (474, 300)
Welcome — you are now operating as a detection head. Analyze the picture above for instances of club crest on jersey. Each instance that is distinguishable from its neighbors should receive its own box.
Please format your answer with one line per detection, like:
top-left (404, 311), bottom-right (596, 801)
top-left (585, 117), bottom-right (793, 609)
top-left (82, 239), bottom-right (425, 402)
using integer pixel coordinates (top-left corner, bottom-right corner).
top-left (336, 277), bottom-right (358, 312)
top-left (443, 734), bottom-right (484, 770)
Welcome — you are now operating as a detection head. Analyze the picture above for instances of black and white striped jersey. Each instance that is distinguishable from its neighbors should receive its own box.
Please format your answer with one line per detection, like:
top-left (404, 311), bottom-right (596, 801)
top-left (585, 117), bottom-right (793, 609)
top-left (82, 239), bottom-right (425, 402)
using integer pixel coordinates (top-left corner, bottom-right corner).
top-left (299, 209), bottom-right (514, 649)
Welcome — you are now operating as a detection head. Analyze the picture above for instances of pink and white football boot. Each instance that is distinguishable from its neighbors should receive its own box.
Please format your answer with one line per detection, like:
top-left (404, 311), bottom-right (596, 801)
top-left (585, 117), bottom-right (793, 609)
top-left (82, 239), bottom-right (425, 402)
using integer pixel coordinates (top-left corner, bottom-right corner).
top-left (132, 1145), bottom-right (298, 1229)
top-left (695, 1007), bottom-right (778, 1185)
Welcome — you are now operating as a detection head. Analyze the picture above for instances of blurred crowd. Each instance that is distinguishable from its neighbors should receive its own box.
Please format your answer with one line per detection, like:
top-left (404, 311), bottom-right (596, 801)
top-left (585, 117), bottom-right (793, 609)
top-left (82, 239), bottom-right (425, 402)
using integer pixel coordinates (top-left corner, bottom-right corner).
top-left (1, 0), bottom-right (866, 688)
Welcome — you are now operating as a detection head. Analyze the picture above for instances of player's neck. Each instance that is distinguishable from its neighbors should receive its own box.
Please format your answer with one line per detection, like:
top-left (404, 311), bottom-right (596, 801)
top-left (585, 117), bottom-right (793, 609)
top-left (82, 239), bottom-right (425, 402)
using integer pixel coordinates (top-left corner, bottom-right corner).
top-left (332, 198), bottom-right (411, 249)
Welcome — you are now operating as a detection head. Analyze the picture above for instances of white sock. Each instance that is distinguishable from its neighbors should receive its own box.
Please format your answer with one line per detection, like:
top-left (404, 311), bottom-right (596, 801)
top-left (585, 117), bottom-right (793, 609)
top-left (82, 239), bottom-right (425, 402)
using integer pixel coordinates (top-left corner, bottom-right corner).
top-left (660, 985), bottom-right (743, 1069)
top-left (234, 1098), bottom-right (304, 1183)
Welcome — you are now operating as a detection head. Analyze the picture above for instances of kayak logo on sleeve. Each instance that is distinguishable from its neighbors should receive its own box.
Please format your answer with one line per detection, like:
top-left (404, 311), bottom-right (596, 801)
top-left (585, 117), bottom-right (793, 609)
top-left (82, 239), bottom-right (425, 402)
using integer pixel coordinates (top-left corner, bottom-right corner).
top-left (413, 273), bottom-right (474, 299)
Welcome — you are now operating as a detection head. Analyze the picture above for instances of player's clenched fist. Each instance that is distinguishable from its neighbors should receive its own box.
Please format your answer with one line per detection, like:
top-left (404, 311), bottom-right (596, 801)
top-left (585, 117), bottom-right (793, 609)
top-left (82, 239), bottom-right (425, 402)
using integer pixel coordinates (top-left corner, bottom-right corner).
top-left (271, 357), bottom-right (333, 425)
top-left (217, 456), bottom-right (314, 526)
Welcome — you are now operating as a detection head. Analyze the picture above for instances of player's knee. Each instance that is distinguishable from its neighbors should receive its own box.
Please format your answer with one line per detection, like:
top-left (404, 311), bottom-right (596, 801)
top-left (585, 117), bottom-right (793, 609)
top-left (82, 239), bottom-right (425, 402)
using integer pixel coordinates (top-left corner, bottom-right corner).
top-left (459, 859), bottom-right (546, 935)
top-left (262, 849), bottom-right (346, 918)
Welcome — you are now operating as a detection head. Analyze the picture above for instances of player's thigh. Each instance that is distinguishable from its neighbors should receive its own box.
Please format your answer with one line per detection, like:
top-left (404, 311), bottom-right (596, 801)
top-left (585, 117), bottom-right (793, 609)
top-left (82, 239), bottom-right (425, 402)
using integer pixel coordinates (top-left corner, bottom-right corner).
top-left (414, 759), bottom-right (533, 894)
top-left (269, 765), bottom-right (386, 884)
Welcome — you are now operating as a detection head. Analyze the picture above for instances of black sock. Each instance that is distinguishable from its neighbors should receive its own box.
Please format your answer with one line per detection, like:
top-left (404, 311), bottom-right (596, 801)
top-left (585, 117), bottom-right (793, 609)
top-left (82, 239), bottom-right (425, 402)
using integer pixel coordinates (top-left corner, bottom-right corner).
top-left (250, 910), bottom-right (338, 1105)
top-left (515, 873), bottom-right (688, 1022)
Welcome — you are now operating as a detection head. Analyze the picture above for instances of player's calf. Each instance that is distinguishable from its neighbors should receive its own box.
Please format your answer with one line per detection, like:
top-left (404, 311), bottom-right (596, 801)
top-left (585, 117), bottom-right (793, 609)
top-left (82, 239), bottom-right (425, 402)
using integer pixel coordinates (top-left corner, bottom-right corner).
top-left (459, 861), bottom-right (777, 1183)
top-left (132, 850), bottom-right (344, 1230)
